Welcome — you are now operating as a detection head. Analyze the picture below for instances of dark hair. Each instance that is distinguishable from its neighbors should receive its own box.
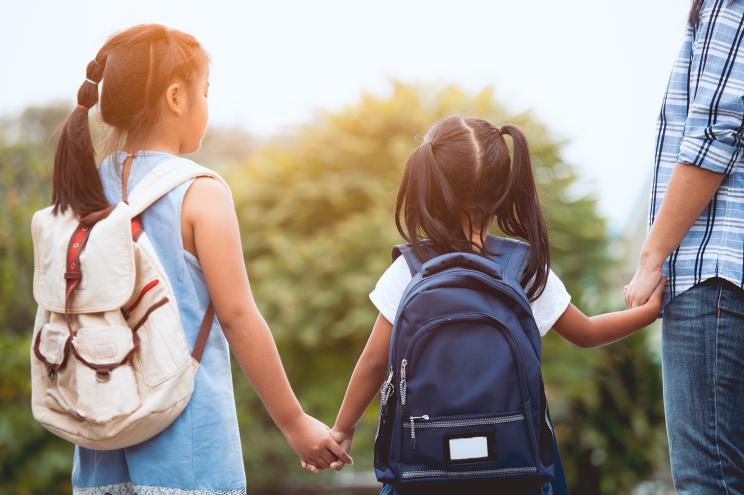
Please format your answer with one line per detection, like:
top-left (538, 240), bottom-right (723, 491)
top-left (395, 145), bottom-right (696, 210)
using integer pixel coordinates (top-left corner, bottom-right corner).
top-left (52, 24), bottom-right (207, 217)
top-left (688, 0), bottom-right (705, 27)
top-left (395, 116), bottom-right (550, 299)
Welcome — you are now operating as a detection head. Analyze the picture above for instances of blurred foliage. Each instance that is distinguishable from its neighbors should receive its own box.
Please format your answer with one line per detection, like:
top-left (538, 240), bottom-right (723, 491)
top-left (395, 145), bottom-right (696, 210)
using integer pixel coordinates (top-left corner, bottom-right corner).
top-left (0, 84), bottom-right (667, 494)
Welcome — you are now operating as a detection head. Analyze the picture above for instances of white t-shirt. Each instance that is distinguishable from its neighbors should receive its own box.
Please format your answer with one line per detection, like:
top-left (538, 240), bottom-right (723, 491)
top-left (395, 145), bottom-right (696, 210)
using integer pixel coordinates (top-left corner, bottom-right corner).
top-left (369, 256), bottom-right (572, 336)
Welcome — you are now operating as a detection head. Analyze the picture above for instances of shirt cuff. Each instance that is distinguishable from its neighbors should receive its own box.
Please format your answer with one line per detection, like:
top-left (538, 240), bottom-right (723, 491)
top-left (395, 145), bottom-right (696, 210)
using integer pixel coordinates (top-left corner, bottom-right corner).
top-left (369, 290), bottom-right (395, 324)
top-left (536, 293), bottom-right (571, 337)
top-left (677, 135), bottom-right (742, 174)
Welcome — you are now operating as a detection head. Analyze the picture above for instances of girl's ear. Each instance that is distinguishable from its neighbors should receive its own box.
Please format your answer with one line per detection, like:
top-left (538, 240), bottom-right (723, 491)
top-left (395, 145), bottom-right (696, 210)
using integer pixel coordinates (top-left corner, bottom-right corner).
top-left (165, 82), bottom-right (185, 116)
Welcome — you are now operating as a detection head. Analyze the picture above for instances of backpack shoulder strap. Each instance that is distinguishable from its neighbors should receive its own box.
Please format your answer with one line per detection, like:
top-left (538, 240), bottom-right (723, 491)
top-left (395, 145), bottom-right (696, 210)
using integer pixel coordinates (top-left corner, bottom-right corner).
top-left (392, 244), bottom-right (423, 276)
top-left (127, 157), bottom-right (231, 218)
top-left (127, 157), bottom-right (227, 363)
top-left (485, 236), bottom-right (529, 283)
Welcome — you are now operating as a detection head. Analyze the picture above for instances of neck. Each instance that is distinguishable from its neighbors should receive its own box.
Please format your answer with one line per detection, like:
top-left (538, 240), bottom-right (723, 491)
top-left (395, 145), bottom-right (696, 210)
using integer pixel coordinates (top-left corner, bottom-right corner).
top-left (468, 228), bottom-right (488, 251)
top-left (122, 128), bottom-right (181, 155)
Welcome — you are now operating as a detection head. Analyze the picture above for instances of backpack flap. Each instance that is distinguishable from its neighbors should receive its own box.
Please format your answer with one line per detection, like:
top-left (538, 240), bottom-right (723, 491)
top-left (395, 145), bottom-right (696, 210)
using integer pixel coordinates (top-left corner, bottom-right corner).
top-left (32, 203), bottom-right (135, 314)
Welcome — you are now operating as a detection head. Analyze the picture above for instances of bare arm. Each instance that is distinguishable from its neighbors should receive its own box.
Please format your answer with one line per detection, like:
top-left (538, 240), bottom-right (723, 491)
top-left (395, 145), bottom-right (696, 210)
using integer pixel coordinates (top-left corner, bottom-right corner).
top-left (627, 164), bottom-right (725, 308)
top-left (334, 314), bottom-right (393, 437)
top-left (554, 279), bottom-right (665, 348)
top-left (182, 178), bottom-right (351, 470)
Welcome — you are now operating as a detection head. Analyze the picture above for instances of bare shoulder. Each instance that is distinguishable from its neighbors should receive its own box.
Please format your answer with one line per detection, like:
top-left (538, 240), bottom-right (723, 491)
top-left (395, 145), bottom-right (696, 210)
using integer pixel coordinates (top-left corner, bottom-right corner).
top-left (183, 176), bottom-right (234, 221)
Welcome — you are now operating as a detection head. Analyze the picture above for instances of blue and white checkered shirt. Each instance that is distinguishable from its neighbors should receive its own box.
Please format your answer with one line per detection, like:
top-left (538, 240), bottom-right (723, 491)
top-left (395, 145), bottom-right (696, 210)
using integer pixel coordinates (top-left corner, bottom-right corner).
top-left (650, 0), bottom-right (744, 306)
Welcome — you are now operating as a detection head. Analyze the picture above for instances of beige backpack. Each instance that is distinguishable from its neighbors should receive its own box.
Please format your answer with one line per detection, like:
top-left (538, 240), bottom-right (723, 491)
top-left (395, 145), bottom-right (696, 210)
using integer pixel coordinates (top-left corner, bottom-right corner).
top-left (30, 157), bottom-right (228, 450)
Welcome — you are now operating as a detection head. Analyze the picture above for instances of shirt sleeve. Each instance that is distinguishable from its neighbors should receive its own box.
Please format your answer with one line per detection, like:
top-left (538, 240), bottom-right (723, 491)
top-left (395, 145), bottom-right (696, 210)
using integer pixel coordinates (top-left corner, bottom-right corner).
top-left (369, 256), bottom-right (413, 324)
top-left (677, 9), bottom-right (744, 174)
top-left (529, 269), bottom-right (571, 337)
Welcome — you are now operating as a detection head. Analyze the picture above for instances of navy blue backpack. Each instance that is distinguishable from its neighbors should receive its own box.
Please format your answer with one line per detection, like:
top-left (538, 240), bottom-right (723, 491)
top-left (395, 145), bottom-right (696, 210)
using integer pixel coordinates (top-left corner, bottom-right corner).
top-left (374, 235), bottom-right (558, 490)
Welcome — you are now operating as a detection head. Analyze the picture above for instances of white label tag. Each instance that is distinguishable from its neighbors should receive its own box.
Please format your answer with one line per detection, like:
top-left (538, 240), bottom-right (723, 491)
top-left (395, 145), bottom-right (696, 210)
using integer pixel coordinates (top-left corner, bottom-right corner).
top-left (448, 436), bottom-right (489, 461)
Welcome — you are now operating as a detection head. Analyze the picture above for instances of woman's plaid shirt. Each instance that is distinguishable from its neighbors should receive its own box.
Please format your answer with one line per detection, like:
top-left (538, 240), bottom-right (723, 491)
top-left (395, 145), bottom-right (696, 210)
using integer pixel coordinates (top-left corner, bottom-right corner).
top-left (650, 0), bottom-right (744, 305)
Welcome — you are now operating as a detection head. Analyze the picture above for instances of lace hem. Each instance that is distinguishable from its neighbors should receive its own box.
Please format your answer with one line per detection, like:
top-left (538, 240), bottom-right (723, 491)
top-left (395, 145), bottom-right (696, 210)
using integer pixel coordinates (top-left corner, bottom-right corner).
top-left (73, 482), bottom-right (247, 495)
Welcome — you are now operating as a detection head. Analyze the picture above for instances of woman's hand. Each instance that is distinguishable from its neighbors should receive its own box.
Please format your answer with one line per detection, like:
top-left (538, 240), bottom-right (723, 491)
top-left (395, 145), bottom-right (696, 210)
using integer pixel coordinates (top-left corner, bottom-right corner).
top-left (284, 413), bottom-right (352, 473)
top-left (638, 277), bottom-right (666, 320)
top-left (625, 258), bottom-right (664, 309)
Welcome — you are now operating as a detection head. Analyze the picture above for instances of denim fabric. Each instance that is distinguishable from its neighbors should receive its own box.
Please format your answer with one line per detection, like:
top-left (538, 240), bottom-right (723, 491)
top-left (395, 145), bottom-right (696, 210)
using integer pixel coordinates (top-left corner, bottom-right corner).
top-left (663, 277), bottom-right (744, 494)
top-left (71, 152), bottom-right (246, 494)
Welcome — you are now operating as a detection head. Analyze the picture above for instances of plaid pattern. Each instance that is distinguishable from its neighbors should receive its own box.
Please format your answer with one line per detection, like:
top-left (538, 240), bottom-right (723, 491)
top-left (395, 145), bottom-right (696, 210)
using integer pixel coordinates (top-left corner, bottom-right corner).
top-left (650, 0), bottom-right (744, 306)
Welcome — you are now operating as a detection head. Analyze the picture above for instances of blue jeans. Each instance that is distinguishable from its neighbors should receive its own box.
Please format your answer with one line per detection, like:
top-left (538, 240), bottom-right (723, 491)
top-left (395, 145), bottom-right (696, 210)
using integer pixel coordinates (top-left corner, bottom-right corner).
top-left (663, 277), bottom-right (744, 494)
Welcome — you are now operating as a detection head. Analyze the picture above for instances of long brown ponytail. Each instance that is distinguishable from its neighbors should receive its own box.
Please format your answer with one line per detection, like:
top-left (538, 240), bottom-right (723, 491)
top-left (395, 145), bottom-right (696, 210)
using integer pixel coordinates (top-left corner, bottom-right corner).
top-left (495, 124), bottom-right (549, 299)
top-left (51, 24), bottom-right (207, 218)
top-left (395, 116), bottom-right (550, 299)
top-left (51, 58), bottom-right (109, 217)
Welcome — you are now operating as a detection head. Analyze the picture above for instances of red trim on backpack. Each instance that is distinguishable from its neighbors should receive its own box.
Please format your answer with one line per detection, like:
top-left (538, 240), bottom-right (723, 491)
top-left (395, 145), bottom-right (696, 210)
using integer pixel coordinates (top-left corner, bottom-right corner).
top-left (122, 279), bottom-right (160, 319)
top-left (131, 217), bottom-right (144, 242)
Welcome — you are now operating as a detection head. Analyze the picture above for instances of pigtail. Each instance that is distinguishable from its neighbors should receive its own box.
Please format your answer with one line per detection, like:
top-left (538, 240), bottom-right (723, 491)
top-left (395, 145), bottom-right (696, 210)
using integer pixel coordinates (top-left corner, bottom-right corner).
top-left (395, 138), bottom-right (473, 262)
top-left (51, 55), bottom-right (110, 217)
top-left (497, 125), bottom-right (550, 299)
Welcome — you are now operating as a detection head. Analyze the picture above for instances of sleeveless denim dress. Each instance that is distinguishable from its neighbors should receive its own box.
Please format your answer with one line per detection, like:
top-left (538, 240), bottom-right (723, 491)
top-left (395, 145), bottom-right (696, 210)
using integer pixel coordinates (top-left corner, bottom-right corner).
top-left (71, 151), bottom-right (247, 495)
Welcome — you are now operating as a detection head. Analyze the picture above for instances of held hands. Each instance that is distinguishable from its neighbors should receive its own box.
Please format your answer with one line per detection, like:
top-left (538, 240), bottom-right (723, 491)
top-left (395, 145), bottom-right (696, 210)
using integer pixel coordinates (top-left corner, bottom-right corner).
top-left (282, 412), bottom-right (353, 474)
top-left (301, 426), bottom-right (355, 474)
top-left (625, 259), bottom-right (664, 309)
top-left (625, 270), bottom-right (666, 317)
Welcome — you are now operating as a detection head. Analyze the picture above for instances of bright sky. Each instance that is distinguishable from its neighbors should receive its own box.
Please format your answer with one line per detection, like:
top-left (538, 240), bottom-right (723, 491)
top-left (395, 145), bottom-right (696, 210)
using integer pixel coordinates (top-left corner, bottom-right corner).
top-left (1, 0), bottom-right (689, 229)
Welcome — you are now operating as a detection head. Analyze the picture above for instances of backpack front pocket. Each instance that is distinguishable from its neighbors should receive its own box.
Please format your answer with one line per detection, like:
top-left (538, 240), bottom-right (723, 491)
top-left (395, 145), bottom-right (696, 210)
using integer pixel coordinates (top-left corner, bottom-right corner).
top-left (399, 411), bottom-right (538, 481)
top-left (55, 325), bottom-right (141, 424)
top-left (35, 322), bottom-right (70, 371)
top-left (130, 298), bottom-right (190, 387)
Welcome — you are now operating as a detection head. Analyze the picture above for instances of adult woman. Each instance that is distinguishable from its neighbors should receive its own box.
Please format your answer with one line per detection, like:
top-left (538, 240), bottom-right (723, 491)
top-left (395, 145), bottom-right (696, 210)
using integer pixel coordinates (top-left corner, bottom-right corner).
top-left (626, 1), bottom-right (744, 492)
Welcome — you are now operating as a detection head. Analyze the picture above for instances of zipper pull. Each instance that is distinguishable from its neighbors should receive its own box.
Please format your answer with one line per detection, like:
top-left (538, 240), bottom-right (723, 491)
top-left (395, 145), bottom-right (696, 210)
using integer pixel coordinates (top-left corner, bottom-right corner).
top-left (400, 359), bottom-right (408, 417)
top-left (409, 414), bottom-right (429, 449)
top-left (380, 368), bottom-right (394, 418)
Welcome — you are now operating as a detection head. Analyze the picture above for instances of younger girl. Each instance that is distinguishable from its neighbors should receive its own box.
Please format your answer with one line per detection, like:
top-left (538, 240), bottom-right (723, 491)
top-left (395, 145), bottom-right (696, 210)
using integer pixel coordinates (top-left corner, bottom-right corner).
top-left (53, 24), bottom-right (350, 495)
top-left (325, 116), bottom-right (664, 493)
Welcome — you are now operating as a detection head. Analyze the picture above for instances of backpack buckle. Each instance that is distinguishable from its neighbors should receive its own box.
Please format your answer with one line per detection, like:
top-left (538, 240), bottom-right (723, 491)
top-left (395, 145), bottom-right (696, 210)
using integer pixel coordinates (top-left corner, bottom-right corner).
top-left (96, 371), bottom-right (111, 383)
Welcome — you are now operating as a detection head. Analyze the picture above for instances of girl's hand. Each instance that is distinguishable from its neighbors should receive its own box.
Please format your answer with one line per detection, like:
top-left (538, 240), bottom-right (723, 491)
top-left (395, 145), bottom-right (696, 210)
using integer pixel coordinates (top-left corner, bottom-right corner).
top-left (330, 426), bottom-right (354, 459)
top-left (284, 413), bottom-right (353, 473)
top-left (301, 427), bottom-right (355, 473)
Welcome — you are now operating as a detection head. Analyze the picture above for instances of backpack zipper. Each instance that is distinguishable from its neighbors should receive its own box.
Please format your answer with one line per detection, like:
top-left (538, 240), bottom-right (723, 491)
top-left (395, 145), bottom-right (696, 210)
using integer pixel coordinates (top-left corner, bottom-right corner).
top-left (375, 367), bottom-right (396, 440)
top-left (380, 367), bottom-right (395, 417)
top-left (408, 414), bottom-right (429, 449)
top-left (401, 466), bottom-right (537, 479)
top-left (400, 359), bottom-right (408, 418)
top-left (402, 413), bottom-right (525, 429)
top-left (123, 279), bottom-right (159, 319)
